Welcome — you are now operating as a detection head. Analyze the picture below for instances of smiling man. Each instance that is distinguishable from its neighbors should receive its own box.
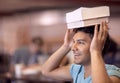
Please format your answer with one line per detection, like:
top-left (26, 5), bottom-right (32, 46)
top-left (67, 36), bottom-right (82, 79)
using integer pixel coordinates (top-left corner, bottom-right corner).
top-left (41, 7), bottom-right (120, 83)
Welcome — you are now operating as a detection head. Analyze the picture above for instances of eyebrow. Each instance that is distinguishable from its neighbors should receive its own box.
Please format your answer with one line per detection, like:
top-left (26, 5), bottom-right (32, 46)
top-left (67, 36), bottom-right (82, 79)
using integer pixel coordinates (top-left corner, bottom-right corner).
top-left (73, 39), bottom-right (86, 42)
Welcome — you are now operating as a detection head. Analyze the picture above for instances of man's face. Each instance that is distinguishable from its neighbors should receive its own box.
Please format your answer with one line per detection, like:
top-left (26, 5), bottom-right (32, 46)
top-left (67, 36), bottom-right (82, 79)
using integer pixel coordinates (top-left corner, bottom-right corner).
top-left (71, 31), bottom-right (92, 65)
top-left (29, 43), bottom-right (39, 55)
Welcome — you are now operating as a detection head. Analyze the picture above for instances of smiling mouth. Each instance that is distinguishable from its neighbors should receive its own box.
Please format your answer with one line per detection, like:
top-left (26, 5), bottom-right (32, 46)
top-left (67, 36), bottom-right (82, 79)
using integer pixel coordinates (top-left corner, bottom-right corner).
top-left (74, 54), bottom-right (82, 56)
top-left (74, 54), bottom-right (79, 56)
top-left (74, 54), bottom-right (82, 60)
top-left (73, 51), bottom-right (82, 56)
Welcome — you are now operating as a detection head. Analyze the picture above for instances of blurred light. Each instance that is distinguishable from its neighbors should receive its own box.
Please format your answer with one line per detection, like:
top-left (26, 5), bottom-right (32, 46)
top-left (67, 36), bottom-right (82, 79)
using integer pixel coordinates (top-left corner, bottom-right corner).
top-left (37, 11), bottom-right (60, 26)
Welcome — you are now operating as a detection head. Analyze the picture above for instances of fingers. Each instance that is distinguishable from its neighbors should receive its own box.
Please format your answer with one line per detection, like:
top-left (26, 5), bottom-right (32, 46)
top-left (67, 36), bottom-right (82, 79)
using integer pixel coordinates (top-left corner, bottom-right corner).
top-left (94, 24), bottom-right (99, 38)
top-left (65, 29), bottom-right (73, 35)
top-left (101, 21), bottom-right (108, 41)
top-left (95, 21), bottom-right (108, 40)
top-left (64, 29), bottom-right (69, 40)
top-left (64, 29), bottom-right (74, 43)
top-left (98, 22), bottom-right (103, 40)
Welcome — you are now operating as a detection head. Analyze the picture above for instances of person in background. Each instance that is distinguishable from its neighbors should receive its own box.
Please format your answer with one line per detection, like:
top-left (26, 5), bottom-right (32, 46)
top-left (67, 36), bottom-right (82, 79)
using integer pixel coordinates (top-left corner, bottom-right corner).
top-left (11, 37), bottom-right (45, 73)
top-left (41, 22), bottom-right (120, 83)
top-left (27, 37), bottom-right (44, 65)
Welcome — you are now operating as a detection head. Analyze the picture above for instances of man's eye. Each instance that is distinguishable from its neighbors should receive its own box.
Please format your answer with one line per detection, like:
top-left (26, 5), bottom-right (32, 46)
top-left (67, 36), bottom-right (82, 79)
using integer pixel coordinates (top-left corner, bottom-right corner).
top-left (78, 41), bottom-right (85, 44)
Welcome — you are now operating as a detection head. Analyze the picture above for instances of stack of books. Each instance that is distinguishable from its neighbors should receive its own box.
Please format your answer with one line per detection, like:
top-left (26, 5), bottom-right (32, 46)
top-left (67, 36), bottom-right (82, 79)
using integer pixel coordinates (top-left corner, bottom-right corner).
top-left (66, 6), bottom-right (110, 29)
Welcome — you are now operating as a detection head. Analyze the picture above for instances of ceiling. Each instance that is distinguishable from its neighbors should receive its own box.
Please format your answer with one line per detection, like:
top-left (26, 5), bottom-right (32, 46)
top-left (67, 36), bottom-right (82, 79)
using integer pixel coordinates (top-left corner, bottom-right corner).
top-left (0, 0), bottom-right (120, 16)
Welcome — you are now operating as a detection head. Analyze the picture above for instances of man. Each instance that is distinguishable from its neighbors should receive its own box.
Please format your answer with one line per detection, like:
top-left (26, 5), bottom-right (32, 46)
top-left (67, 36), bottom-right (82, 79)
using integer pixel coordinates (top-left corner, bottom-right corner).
top-left (10, 37), bottom-right (45, 82)
top-left (10, 37), bottom-right (44, 77)
top-left (41, 22), bottom-right (120, 83)
top-left (11, 37), bottom-right (44, 66)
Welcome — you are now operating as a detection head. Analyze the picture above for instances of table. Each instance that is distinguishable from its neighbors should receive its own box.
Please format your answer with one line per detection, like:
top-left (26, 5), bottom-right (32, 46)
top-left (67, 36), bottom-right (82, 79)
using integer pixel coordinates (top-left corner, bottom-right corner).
top-left (0, 72), bottom-right (64, 83)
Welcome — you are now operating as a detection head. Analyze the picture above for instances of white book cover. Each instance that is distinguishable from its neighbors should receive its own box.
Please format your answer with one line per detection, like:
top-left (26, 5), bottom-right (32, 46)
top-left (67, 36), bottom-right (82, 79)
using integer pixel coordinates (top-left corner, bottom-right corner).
top-left (67, 17), bottom-right (109, 29)
top-left (66, 6), bottom-right (110, 23)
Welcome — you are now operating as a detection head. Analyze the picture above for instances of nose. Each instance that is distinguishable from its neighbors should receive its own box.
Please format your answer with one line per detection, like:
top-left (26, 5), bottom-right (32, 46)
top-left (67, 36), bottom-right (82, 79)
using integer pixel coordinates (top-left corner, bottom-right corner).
top-left (71, 43), bottom-right (78, 52)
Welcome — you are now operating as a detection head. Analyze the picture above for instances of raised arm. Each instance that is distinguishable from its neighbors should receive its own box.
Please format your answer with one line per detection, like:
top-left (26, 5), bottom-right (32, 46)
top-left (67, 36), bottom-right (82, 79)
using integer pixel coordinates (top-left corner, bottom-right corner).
top-left (41, 29), bottom-right (74, 81)
top-left (90, 22), bottom-right (120, 83)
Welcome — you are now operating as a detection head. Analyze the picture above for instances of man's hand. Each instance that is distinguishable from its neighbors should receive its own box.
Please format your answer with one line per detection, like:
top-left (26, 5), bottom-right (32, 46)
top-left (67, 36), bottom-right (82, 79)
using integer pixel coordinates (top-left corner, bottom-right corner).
top-left (90, 22), bottom-right (108, 55)
top-left (63, 29), bottom-right (74, 48)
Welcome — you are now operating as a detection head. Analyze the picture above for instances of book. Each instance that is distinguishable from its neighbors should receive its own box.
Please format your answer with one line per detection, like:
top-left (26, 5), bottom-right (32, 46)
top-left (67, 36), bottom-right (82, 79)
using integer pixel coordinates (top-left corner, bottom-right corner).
top-left (66, 6), bottom-right (110, 29)
top-left (67, 17), bottom-right (109, 29)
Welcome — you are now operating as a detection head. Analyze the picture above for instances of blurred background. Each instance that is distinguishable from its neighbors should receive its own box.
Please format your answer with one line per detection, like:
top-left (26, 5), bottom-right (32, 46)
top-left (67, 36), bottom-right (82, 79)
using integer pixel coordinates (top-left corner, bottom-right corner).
top-left (0, 0), bottom-right (120, 83)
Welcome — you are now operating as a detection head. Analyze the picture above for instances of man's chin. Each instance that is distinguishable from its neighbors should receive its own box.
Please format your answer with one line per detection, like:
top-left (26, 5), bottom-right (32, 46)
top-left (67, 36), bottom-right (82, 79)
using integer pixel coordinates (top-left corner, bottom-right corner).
top-left (74, 61), bottom-right (81, 65)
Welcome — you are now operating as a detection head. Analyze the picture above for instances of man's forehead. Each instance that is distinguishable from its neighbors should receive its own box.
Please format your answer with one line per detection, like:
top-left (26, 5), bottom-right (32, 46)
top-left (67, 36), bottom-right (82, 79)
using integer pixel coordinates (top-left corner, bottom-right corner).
top-left (73, 32), bottom-right (92, 41)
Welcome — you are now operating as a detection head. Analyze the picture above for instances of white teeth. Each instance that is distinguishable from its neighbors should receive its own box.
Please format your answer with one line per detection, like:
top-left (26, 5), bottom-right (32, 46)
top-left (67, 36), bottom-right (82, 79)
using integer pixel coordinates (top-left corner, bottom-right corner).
top-left (75, 54), bottom-right (79, 55)
top-left (73, 52), bottom-right (81, 56)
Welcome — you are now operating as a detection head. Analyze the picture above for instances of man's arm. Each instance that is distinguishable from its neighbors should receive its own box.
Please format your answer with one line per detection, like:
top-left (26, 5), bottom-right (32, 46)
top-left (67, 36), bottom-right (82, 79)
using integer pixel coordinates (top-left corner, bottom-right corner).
top-left (90, 22), bottom-right (120, 83)
top-left (41, 30), bottom-right (73, 81)
top-left (91, 52), bottom-right (120, 83)
top-left (41, 45), bottom-right (72, 81)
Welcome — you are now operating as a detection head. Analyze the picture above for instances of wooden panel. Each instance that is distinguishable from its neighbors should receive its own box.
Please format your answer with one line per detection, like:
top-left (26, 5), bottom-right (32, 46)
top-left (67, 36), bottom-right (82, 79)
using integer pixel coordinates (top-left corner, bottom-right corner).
top-left (0, 0), bottom-right (120, 15)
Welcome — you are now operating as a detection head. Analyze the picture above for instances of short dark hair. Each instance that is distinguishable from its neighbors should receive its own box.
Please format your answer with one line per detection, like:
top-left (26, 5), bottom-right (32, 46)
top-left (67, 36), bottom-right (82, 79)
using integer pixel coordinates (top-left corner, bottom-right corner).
top-left (73, 25), bottom-right (95, 38)
top-left (73, 25), bottom-right (111, 56)
top-left (31, 37), bottom-right (44, 47)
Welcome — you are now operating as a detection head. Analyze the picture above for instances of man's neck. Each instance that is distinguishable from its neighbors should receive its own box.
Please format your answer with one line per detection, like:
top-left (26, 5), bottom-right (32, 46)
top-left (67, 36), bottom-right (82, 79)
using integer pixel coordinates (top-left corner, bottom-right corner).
top-left (84, 63), bottom-right (91, 79)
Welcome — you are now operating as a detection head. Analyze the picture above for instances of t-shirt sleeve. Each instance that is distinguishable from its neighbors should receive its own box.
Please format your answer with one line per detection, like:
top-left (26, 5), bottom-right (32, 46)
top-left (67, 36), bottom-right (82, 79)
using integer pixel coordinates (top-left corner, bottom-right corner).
top-left (106, 65), bottom-right (120, 78)
top-left (70, 64), bottom-right (82, 79)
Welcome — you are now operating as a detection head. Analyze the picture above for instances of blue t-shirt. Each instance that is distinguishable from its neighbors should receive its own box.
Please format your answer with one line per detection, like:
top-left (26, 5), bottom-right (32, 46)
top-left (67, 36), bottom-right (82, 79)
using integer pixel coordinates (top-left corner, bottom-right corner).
top-left (70, 64), bottom-right (120, 83)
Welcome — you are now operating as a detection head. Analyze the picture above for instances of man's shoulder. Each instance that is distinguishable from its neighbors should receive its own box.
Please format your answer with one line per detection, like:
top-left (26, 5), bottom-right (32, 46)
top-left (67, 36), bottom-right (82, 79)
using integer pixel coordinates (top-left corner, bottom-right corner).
top-left (105, 64), bottom-right (120, 78)
top-left (105, 64), bottom-right (120, 70)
